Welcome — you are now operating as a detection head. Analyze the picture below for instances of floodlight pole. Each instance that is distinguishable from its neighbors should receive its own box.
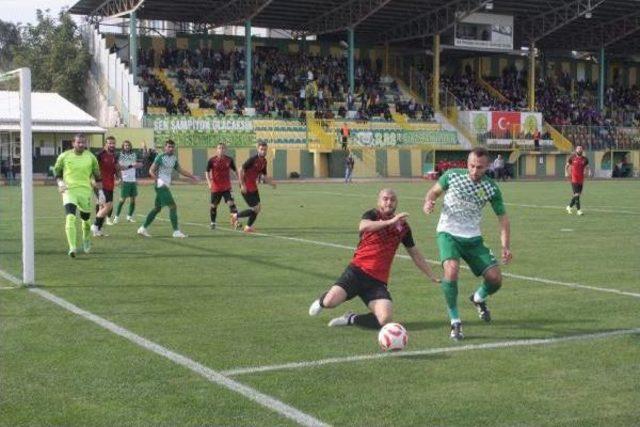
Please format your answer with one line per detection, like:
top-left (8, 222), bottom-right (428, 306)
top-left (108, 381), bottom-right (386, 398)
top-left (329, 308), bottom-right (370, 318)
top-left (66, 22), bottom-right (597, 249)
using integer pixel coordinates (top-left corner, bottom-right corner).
top-left (19, 68), bottom-right (34, 286)
top-left (348, 27), bottom-right (355, 95)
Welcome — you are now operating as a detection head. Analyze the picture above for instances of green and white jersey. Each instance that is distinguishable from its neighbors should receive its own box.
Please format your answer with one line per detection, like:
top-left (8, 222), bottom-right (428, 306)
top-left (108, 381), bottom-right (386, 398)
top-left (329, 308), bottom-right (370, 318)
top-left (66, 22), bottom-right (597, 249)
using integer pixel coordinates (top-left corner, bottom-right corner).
top-left (437, 168), bottom-right (506, 238)
top-left (53, 149), bottom-right (100, 192)
top-left (153, 153), bottom-right (179, 187)
top-left (118, 151), bottom-right (138, 182)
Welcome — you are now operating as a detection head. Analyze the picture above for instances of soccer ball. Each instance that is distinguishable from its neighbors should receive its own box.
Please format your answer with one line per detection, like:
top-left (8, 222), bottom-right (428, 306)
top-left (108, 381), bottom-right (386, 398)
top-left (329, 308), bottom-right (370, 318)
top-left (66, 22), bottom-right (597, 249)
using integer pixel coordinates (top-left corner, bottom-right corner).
top-left (378, 322), bottom-right (408, 352)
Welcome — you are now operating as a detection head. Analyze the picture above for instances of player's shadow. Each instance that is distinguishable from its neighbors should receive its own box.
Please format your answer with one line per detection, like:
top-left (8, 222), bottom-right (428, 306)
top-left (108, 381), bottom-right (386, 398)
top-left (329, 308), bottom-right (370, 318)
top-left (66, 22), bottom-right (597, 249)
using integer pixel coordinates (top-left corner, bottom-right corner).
top-left (401, 320), bottom-right (449, 331)
top-left (155, 238), bottom-right (338, 282)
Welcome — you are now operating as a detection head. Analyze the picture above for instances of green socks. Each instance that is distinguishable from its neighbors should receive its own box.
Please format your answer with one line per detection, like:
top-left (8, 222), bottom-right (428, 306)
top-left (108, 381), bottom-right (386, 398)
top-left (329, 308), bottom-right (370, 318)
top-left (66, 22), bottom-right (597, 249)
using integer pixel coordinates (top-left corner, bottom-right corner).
top-left (115, 200), bottom-right (125, 216)
top-left (169, 208), bottom-right (178, 231)
top-left (65, 214), bottom-right (77, 250)
top-left (143, 208), bottom-right (160, 228)
top-left (440, 279), bottom-right (459, 322)
top-left (474, 280), bottom-right (502, 301)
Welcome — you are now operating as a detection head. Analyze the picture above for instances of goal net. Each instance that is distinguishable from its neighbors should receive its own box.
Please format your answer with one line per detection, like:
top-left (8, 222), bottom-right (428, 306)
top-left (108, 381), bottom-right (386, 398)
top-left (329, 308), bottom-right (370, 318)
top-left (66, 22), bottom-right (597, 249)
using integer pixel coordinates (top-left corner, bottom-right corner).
top-left (0, 68), bottom-right (34, 286)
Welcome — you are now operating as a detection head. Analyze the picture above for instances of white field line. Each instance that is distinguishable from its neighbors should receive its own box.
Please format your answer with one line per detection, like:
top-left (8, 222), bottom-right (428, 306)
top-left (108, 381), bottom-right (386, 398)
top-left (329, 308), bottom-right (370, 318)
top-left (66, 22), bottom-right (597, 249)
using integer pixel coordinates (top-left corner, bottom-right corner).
top-left (221, 327), bottom-right (640, 377)
top-left (0, 269), bottom-right (20, 289)
top-left (153, 217), bottom-right (640, 300)
top-left (0, 268), bottom-right (329, 427)
top-left (287, 190), bottom-right (639, 215)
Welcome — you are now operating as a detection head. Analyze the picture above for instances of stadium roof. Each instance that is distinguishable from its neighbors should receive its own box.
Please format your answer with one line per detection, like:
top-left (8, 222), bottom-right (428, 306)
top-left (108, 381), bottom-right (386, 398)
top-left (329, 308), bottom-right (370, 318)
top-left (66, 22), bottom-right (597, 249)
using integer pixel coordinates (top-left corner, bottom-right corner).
top-left (69, 0), bottom-right (640, 53)
top-left (0, 92), bottom-right (105, 133)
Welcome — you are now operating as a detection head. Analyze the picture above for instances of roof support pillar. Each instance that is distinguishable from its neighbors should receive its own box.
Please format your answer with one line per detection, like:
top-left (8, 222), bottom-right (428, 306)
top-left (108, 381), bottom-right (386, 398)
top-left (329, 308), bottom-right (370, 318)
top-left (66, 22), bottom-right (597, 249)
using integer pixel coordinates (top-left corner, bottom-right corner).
top-left (348, 27), bottom-right (355, 96)
top-left (598, 46), bottom-right (605, 112)
top-left (245, 19), bottom-right (253, 109)
top-left (129, 11), bottom-right (137, 84)
top-left (528, 41), bottom-right (536, 111)
top-left (432, 33), bottom-right (440, 112)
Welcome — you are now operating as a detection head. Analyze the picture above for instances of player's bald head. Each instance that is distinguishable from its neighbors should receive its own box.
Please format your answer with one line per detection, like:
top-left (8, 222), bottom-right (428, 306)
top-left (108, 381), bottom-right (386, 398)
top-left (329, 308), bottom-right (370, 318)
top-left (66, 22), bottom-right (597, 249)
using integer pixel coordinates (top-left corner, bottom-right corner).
top-left (377, 188), bottom-right (398, 216)
top-left (378, 188), bottom-right (397, 199)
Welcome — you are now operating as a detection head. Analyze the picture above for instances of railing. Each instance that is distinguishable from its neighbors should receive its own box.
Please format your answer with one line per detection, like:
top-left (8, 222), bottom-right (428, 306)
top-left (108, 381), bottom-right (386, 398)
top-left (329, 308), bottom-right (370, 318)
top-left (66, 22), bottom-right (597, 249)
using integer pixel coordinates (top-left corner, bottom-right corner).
top-left (82, 24), bottom-right (144, 127)
top-left (306, 112), bottom-right (336, 152)
top-left (555, 125), bottom-right (640, 151)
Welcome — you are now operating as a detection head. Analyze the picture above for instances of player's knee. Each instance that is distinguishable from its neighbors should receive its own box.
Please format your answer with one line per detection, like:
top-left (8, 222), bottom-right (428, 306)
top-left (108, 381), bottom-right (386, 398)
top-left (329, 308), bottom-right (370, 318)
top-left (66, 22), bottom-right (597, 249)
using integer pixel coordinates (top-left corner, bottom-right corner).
top-left (64, 204), bottom-right (77, 216)
top-left (252, 204), bottom-right (261, 214)
top-left (484, 267), bottom-right (502, 286)
top-left (375, 311), bottom-right (392, 326)
top-left (443, 260), bottom-right (460, 281)
top-left (169, 205), bottom-right (177, 211)
top-left (323, 286), bottom-right (346, 307)
top-left (80, 211), bottom-right (91, 221)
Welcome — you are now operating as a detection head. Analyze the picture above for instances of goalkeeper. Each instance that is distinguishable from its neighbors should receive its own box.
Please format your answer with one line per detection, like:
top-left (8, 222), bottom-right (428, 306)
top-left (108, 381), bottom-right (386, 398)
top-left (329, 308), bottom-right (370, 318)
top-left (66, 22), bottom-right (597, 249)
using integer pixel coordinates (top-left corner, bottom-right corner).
top-left (53, 134), bottom-right (104, 258)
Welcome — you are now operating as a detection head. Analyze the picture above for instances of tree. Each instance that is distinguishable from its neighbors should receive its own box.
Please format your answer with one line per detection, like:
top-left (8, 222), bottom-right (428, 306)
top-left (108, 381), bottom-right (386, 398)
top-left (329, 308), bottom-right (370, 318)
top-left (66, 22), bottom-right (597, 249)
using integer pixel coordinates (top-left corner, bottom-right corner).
top-left (0, 19), bottom-right (20, 66)
top-left (11, 9), bottom-right (91, 107)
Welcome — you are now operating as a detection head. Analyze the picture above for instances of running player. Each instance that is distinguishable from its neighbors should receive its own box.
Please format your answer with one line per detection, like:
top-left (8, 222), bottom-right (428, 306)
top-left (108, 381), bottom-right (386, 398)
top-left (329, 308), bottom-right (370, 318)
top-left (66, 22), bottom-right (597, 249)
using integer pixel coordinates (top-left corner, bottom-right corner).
top-left (309, 189), bottom-right (439, 329)
top-left (113, 140), bottom-right (142, 224)
top-left (205, 142), bottom-right (241, 230)
top-left (233, 141), bottom-right (276, 233)
top-left (137, 140), bottom-right (198, 238)
top-left (53, 134), bottom-right (103, 258)
top-left (565, 144), bottom-right (591, 216)
top-left (423, 146), bottom-right (512, 341)
top-left (91, 136), bottom-right (118, 236)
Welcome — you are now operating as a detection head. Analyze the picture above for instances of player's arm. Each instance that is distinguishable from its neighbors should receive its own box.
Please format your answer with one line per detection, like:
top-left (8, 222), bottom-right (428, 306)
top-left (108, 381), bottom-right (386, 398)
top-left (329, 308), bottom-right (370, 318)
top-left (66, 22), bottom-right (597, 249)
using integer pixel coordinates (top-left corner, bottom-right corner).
top-left (584, 158), bottom-right (591, 178)
top-left (423, 183), bottom-right (444, 214)
top-left (148, 162), bottom-right (158, 179)
top-left (359, 213), bottom-right (408, 233)
top-left (497, 214), bottom-right (512, 264)
top-left (260, 163), bottom-right (276, 189)
top-left (177, 165), bottom-right (199, 182)
top-left (565, 156), bottom-right (572, 177)
top-left (53, 153), bottom-right (67, 193)
top-left (205, 161), bottom-right (212, 187)
top-left (405, 245), bottom-right (440, 283)
top-left (238, 166), bottom-right (246, 193)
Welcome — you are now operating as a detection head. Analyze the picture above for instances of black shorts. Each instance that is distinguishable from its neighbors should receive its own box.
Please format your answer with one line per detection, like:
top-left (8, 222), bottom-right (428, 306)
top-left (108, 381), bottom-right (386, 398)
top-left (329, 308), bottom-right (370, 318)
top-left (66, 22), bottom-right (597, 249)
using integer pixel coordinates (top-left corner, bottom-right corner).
top-left (342, 136), bottom-right (348, 143)
top-left (242, 191), bottom-right (260, 207)
top-left (95, 189), bottom-right (114, 203)
top-left (571, 183), bottom-right (584, 194)
top-left (335, 264), bottom-right (392, 306)
top-left (211, 190), bottom-right (234, 205)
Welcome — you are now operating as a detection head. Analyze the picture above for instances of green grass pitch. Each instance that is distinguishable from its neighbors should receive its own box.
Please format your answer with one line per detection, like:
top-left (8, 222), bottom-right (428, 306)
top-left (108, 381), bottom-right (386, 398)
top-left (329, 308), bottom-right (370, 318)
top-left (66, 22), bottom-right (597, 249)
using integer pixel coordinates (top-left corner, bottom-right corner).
top-left (1, 179), bottom-right (639, 426)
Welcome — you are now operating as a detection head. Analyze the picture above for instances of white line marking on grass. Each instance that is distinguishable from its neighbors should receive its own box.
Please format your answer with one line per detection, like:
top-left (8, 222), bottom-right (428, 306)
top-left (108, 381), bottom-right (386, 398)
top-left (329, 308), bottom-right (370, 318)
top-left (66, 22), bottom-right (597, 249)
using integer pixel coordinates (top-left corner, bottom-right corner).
top-left (222, 327), bottom-right (640, 377)
top-left (289, 190), bottom-right (639, 215)
top-left (0, 268), bottom-right (329, 427)
top-left (157, 217), bottom-right (640, 300)
top-left (560, 229), bottom-right (574, 232)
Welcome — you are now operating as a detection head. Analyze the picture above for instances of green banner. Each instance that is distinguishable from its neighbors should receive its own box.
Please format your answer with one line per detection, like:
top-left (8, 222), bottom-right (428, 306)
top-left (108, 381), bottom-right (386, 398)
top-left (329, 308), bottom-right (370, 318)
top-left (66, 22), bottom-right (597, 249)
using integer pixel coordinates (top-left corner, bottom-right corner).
top-left (146, 115), bottom-right (256, 147)
top-left (352, 129), bottom-right (458, 147)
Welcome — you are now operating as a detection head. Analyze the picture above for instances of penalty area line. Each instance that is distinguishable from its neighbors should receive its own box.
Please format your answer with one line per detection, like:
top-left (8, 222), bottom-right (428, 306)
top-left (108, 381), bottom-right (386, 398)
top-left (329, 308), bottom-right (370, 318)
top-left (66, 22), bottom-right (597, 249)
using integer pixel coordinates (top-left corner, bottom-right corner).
top-left (0, 267), bottom-right (329, 427)
top-left (221, 327), bottom-right (640, 377)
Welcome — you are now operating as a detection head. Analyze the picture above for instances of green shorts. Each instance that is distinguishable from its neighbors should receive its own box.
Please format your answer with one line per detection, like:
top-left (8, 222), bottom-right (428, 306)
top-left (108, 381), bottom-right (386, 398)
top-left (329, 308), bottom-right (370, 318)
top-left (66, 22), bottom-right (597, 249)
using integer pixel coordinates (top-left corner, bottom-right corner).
top-left (120, 182), bottom-right (138, 198)
top-left (437, 232), bottom-right (498, 277)
top-left (62, 188), bottom-right (93, 212)
top-left (154, 185), bottom-right (175, 207)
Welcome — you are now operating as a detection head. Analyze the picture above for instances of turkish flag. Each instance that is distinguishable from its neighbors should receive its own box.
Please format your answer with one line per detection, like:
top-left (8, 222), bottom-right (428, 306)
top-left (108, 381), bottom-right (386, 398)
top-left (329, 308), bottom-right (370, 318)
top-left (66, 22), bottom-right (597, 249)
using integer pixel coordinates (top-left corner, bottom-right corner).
top-left (492, 112), bottom-right (521, 134)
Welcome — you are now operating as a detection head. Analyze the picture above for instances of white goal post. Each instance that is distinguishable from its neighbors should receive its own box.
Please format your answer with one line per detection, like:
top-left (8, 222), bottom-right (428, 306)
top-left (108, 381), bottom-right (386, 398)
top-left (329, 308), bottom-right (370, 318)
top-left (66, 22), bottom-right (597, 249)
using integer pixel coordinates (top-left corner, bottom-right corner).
top-left (0, 68), bottom-right (34, 285)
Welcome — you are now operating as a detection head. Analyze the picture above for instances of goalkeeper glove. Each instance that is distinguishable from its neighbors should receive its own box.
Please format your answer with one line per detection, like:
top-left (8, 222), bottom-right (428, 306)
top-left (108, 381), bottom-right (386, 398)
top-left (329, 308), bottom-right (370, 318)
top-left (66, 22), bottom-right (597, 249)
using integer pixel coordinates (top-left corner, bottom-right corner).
top-left (57, 180), bottom-right (67, 193)
top-left (97, 189), bottom-right (106, 205)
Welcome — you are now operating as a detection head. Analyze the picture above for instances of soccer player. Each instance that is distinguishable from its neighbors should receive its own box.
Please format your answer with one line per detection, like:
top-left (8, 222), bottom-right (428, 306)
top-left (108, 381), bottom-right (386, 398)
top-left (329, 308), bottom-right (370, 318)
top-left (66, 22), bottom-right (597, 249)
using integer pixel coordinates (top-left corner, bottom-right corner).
top-left (91, 136), bottom-right (118, 236)
top-left (205, 142), bottom-right (241, 230)
top-left (53, 134), bottom-right (103, 258)
top-left (113, 140), bottom-right (142, 224)
top-left (309, 189), bottom-right (439, 329)
top-left (423, 146), bottom-right (512, 341)
top-left (565, 144), bottom-right (591, 216)
top-left (137, 139), bottom-right (199, 238)
top-left (233, 141), bottom-right (276, 233)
